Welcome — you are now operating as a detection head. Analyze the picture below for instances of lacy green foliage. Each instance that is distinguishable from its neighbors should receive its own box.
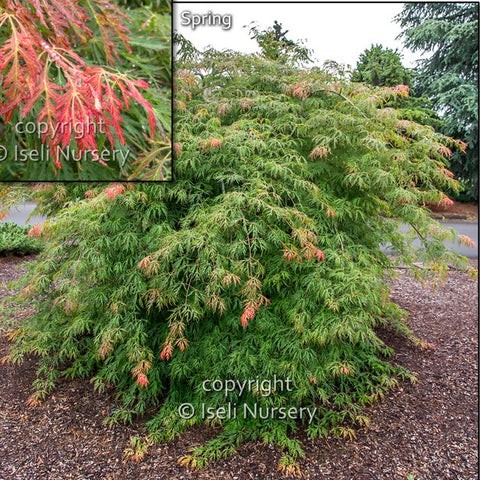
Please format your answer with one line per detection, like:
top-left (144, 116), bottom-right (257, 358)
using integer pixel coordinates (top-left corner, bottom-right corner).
top-left (352, 44), bottom-right (411, 87)
top-left (4, 49), bottom-right (471, 472)
top-left (117, 0), bottom-right (170, 13)
top-left (352, 47), bottom-right (444, 151)
top-left (0, 222), bottom-right (43, 256)
top-left (384, 93), bottom-right (444, 131)
top-left (396, 3), bottom-right (479, 200)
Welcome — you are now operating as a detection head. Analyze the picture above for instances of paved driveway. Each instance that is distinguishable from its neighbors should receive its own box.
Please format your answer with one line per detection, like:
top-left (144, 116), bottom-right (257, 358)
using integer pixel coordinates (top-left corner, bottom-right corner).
top-left (391, 221), bottom-right (478, 259)
top-left (1, 201), bottom-right (45, 227)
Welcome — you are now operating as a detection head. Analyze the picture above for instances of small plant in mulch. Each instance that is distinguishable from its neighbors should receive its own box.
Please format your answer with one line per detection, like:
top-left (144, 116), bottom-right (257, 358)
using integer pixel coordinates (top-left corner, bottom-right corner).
top-left (0, 222), bottom-right (43, 257)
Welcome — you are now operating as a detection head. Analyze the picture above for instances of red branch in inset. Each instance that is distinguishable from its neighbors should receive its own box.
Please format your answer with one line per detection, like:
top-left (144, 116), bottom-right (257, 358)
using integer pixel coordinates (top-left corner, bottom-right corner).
top-left (0, 0), bottom-right (155, 169)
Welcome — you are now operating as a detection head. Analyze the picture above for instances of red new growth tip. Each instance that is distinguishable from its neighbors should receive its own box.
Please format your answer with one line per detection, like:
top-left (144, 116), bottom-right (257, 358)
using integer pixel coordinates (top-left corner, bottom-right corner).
top-left (290, 82), bottom-right (309, 100)
top-left (104, 184), bottom-right (125, 200)
top-left (438, 194), bottom-right (454, 207)
top-left (240, 305), bottom-right (256, 328)
top-left (309, 146), bottom-right (328, 160)
top-left (173, 143), bottom-right (183, 156)
top-left (437, 145), bottom-right (452, 159)
top-left (136, 373), bottom-right (149, 388)
top-left (27, 224), bottom-right (42, 238)
top-left (138, 256), bottom-right (151, 270)
top-left (209, 137), bottom-right (222, 148)
top-left (459, 235), bottom-right (476, 248)
top-left (160, 343), bottom-right (173, 361)
top-left (393, 84), bottom-right (410, 98)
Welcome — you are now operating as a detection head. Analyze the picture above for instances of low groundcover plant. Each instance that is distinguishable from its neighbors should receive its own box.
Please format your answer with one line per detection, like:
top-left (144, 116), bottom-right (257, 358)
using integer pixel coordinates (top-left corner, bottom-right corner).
top-left (0, 222), bottom-right (43, 256)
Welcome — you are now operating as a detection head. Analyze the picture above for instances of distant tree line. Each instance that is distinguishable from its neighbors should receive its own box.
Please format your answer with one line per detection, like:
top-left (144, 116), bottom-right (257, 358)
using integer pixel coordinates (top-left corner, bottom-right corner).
top-left (353, 3), bottom-right (478, 201)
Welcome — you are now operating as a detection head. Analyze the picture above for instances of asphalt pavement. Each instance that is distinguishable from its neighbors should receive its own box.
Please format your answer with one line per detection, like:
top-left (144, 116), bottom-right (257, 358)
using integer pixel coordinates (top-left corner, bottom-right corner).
top-left (391, 221), bottom-right (478, 259)
top-left (1, 201), bottom-right (45, 227)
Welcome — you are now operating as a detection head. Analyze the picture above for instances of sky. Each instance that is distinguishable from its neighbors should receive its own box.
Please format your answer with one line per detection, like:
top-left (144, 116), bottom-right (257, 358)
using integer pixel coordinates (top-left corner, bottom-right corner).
top-left (174, 2), bottom-right (425, 69)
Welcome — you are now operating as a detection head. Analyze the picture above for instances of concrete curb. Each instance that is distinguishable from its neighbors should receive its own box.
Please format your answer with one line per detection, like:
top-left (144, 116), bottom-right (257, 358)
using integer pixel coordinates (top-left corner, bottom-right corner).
top-left (430, 214), bottom-right (478, 222)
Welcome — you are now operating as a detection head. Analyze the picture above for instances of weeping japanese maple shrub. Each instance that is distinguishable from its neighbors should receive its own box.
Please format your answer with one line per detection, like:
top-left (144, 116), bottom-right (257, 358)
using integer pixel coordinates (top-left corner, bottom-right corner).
top-left (4, 41), bottom-right (473, 474)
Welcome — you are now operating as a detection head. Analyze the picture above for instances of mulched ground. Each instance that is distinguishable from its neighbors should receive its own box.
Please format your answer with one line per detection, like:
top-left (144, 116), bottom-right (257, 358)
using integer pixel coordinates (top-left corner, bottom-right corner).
top-left (0, 256), bottom-right (477, 480)
top-left (428, 201), bottom-right (478, 220)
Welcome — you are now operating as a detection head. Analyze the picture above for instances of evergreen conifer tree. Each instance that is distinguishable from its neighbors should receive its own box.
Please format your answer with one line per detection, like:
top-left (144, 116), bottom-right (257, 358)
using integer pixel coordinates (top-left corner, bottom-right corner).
top-left (396, 3), bottom-right (479, 200)
top-left (352, 44), bottom-right (411, 87)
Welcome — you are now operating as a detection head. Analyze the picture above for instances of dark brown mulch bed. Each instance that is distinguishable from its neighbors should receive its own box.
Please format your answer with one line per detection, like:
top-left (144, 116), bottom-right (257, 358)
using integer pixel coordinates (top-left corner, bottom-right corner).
top-left (0, 256), bottom-right (478, 480)
top-left (428, 201), bottom-right (478, 220)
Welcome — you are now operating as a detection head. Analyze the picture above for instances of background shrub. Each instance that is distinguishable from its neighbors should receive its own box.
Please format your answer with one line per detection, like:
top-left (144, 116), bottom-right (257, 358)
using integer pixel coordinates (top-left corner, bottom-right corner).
top-left (0, 222), bottom-right (43, 256)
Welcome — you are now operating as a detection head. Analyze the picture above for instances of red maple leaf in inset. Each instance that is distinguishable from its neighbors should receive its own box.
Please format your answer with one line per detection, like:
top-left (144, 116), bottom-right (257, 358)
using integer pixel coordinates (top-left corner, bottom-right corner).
top-left (0, 0), bottom-right (156, 170)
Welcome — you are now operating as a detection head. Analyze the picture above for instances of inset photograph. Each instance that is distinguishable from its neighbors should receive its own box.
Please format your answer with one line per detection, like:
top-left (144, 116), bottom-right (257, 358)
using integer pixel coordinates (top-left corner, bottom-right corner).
top-left (0, 0), bottom-right (171, 181)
